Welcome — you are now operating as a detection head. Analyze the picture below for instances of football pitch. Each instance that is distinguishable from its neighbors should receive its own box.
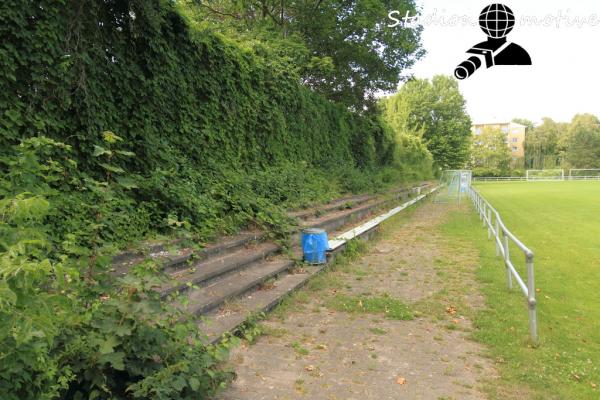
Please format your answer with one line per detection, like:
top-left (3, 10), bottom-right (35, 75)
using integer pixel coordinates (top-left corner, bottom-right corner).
top-left (455, 181), bottom-right (600, 398)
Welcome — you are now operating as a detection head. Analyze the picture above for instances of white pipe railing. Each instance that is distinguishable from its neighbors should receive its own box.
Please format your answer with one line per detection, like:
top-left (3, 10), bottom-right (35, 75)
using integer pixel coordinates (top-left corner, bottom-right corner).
top-left (473, 175), bottom-right (600, 182)
top-left (470, 186), bottom-right (538, 344)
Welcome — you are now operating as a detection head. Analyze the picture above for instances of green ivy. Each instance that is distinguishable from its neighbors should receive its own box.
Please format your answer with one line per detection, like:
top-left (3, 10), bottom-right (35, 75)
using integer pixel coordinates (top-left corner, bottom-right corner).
top-left (0, 137), bottom-right (235, 400)
top-left (0, 0), bottom-right (428, 246)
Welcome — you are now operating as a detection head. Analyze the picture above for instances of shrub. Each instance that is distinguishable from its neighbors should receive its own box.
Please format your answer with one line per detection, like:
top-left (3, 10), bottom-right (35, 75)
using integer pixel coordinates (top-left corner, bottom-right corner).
top-left (0, 137), bottom-right (234, 400)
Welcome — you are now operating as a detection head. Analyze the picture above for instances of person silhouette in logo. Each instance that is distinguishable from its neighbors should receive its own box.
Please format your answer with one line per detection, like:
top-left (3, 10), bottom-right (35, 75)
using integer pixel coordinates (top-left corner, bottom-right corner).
top-left (455, 3), bottom-right (531, 80)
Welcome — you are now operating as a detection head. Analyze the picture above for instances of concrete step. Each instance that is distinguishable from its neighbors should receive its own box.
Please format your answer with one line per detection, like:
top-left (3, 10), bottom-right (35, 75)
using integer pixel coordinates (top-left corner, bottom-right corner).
top-left (182, 257), bottom-right (295, 316)
top-left (111, 239), bottom-right (183, 266)
top-left (158, 242), bottom-right (280, 297)
top-left (198, 269), bottom-right (316, 343)
top-left (111, 231), bottom-right (263, 277)
top-left (288, 193), bottom-right (373, 221)
top-left (301, 197), bottom-right (388, 233)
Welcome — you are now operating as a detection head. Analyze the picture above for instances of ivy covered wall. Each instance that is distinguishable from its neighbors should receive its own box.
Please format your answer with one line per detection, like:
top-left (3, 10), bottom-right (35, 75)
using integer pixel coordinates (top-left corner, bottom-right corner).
top-left (0, 0), bottom-right (393, 171)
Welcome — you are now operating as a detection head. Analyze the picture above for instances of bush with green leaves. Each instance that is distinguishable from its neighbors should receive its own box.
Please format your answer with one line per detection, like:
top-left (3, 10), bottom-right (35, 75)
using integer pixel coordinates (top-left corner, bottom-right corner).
top-left (0, 137), bottom-right (234, 399)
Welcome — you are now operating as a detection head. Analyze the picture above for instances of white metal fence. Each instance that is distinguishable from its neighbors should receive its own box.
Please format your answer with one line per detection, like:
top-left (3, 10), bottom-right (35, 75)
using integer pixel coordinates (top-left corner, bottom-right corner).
top-left (473, 176), bottom-right (600, 182)
top-left (473, 176), bottom-right (527, 182)
top-left (470, 187), bottom-right (538, 343)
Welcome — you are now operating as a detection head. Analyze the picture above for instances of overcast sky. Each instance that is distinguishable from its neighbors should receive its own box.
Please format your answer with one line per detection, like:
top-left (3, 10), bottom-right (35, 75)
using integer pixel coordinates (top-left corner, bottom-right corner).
top-left (400, 0), bottom-right (600, 125)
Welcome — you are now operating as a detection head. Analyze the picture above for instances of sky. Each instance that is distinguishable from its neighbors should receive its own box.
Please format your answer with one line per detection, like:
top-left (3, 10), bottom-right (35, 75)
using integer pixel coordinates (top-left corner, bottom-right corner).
top-left (398, 0), bottom-right (600, 125)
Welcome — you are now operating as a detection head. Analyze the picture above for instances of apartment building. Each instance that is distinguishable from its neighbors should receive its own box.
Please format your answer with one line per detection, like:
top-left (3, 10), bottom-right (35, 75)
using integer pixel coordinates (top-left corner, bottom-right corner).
top-left (471, 121), bottom-right (527, 160)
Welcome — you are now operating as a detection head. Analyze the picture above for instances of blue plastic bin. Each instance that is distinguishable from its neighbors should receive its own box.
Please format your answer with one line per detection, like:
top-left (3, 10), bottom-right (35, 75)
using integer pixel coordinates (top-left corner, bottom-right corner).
top-left (301, 228), bottom-right (329, 264)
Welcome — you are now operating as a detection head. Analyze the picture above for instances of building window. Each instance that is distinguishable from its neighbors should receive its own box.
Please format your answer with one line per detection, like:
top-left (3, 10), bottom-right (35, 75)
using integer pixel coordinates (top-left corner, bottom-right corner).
top-left (512, 137), bottom-right (518, 142)
top-left (475, 127), bottom-right (482, 135)
top-left (501, 126), bottom-right (509, 133)
top-left (512, 146), bottom-right (518, 151)
top-left (512, 129), bottom-right (520, 134)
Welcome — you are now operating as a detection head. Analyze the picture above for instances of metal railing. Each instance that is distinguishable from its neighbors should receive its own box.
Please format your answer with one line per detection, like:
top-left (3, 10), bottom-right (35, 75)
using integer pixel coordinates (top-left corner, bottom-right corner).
top-left (473, 175), bottom-right (600, 182)
top-left (469, 186), bottom-right (538, 343)
top-left (473, 176), bottom-right (527, 182)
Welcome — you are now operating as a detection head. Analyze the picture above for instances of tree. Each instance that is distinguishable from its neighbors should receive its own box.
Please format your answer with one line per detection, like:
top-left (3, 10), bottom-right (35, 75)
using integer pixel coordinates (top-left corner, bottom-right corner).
top-left (470, 127), bottom-right (511, 173)
top-left (184, 0), bottom-right (424, 110)
top-left (564, 114), bottom-right (600, 168)
top-left (523, 117), bottom-right (563, 169)
top-left (381, 75), bottom-right (471, 169)
top-left (512, 118), bottom-right (534, 132)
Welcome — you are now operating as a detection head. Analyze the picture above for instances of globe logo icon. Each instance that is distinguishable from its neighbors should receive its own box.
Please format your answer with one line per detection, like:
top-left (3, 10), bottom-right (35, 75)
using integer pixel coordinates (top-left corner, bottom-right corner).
top-left (454, 3), bottom-right (530, 79)
top-left (479, 3), bottom-right (515, 39)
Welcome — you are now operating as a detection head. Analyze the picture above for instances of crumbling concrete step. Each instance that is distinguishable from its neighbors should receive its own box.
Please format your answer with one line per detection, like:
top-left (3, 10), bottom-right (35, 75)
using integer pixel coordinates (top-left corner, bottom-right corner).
top-left (111, 239), bottom-right (183, 266)
top-left (158, 242), bottom-right (280, 297)
top-left (302, 198), bottom-right (388, 233)
top-left (111, 231), bottom-right (263, 277)
top-left (183, 258), bottom-right (295, 316)
top-left (198, 269), bottom-right (316, 343)
top-left (288, 193), bottom-right (373, 220)
top-left (198, 231), bottom-right (264, 261)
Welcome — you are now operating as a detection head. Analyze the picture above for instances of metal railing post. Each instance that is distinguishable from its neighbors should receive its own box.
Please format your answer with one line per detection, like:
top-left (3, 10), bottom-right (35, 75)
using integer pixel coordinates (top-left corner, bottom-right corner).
top-left (487, 208), bottom-right (492, 239)
top-left (503, 231), bottom-right (512, 290)
top-left (526, 252), bottom-right (538, 344)
top-left (482, 202), bottom-right (486, 227)
top-left (494, 216), bottom-right (500, 257)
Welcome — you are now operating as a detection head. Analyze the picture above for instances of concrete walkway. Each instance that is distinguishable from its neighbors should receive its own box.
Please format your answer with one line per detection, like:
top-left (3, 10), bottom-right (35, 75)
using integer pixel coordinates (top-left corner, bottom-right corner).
top-left (215, 202), bottom-right (498, 400)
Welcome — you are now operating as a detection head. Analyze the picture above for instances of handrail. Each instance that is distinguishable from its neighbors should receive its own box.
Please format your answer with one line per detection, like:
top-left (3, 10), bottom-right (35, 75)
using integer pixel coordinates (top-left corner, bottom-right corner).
top-left (469, 186), bottom-right (538, 344)
top-left (473, 175), bottom-right (600, 182)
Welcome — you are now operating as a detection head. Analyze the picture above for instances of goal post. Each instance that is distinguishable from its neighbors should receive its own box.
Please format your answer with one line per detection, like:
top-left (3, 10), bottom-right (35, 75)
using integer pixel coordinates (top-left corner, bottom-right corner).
top-left (568, 169), bottom-right (600, 180)
top-left (526, 169), bottom-right (565, 181)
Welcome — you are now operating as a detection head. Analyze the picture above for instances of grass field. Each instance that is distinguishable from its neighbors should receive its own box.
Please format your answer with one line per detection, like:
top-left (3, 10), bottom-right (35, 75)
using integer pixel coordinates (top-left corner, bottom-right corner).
top-left (445, 181), bottom-right (600, 399)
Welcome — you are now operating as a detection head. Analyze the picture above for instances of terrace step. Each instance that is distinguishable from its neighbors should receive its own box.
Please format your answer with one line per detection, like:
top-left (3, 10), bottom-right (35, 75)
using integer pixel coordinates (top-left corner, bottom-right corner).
top-left (198, 268), bottom-right (316, 343)
top-left (182, 257), bottom-right (295, 316)
top-left (108, 183), bottom-right (429, 345)
top-left (111, 230), bottom-right (263, 277)
top-left (158, 241), bottom-right (280, 297)
top-left (288, 193), bottom-right (373, 220)
top-left (301, 198), bottom-right (388, 233)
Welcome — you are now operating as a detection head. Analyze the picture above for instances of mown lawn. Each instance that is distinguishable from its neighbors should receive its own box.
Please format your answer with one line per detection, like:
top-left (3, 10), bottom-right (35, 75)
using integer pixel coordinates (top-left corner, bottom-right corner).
top-left (444, 181), bottom-right (600, 399)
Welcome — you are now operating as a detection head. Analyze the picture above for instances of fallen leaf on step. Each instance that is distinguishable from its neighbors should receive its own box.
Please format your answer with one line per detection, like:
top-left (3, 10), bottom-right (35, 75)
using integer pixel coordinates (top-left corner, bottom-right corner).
top-left (305, 365), bottom-right (315, 372)
top-left (396, 377), bottom-right (407, 385)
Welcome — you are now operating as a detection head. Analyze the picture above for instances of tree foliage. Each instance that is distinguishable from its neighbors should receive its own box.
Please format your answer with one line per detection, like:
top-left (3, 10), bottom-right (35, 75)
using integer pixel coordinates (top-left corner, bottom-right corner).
top-left (564, 114), bottom-right (600, 168)
top-left (183, 0), bottom-right (424, 109)
top-left (381, 75), bottom-right (472, 169)
top-left (523, 117), bottom-right (563, 169)
top-left (523, 115), bottom-right (600, 169)
top-left (469, 127), bottom-right (511, 174)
